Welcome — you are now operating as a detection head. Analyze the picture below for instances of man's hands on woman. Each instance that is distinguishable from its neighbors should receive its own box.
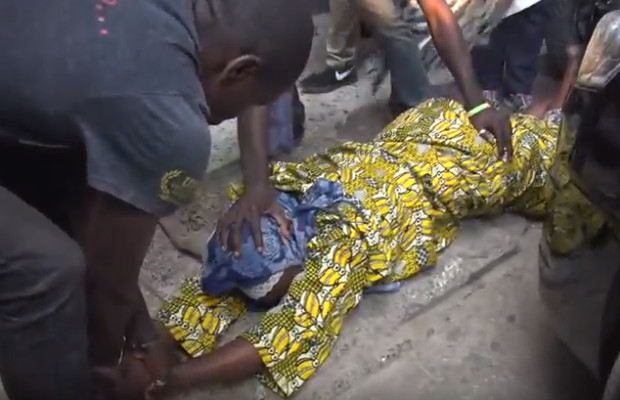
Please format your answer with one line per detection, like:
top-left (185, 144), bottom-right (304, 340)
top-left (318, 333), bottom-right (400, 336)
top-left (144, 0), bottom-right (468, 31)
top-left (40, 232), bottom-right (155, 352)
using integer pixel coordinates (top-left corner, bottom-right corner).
top-left (470, 107), bottom-right (513, 161)
top-left (94, 328), bottom-right (176, 400)
top-left (94, 354), bottom-right (157, 400)
top-left (216, 184), bottom-right (291, 256)
top-left (227, 105), bottom-right (292, 256)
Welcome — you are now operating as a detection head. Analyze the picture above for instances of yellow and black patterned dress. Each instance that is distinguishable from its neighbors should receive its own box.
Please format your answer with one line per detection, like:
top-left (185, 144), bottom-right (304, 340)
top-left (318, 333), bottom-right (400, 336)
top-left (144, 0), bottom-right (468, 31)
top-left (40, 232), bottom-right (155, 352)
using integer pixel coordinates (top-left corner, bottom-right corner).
top-left (158, 98), bottom-right (559, 396)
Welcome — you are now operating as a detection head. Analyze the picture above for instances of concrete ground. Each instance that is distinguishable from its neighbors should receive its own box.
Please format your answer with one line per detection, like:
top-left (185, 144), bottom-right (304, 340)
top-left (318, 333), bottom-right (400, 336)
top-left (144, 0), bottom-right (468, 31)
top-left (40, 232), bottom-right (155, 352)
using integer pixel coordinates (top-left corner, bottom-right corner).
top-left (339, 227), bottom-right (600, 400)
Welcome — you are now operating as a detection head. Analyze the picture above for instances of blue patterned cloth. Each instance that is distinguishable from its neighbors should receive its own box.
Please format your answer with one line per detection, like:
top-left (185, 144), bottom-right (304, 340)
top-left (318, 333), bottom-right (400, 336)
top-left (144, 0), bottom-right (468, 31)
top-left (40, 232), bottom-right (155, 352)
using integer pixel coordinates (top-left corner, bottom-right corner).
top-left (202, 179), bottom-right (345, 296)
top-left (202, 178), bottom-right (403, 299)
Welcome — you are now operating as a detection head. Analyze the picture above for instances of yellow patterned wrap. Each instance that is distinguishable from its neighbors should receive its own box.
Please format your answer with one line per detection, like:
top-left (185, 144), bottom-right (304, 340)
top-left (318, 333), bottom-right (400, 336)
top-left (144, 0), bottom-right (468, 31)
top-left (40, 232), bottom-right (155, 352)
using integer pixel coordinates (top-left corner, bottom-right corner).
top-left (158, 98), bottom-right (559, 396)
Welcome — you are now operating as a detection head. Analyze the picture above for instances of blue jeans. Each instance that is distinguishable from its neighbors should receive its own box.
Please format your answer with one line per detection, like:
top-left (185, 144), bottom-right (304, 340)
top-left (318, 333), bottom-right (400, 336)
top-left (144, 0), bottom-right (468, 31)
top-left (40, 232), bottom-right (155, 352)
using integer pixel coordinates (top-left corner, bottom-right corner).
top-left (472, 0), bottom-right (549, 95)
top-left (268, 86), bottom-right (305, 156)
top-left (326, 0), bottom-right (431, 107)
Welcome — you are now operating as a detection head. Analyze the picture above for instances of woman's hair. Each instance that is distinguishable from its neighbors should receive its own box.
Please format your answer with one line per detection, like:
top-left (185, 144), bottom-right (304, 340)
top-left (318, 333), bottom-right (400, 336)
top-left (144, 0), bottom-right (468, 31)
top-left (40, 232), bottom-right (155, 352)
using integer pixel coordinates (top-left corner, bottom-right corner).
top-left (196, 0), bottom-right (314, 89)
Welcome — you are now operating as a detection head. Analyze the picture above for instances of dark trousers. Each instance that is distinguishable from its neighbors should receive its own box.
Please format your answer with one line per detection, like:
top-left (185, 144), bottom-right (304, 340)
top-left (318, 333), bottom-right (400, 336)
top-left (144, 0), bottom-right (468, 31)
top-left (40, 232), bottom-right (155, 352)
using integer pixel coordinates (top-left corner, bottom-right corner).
top-left (472, 0), bottom-right (549, 95)
top-left (0, 139), bottom-right (93, 399)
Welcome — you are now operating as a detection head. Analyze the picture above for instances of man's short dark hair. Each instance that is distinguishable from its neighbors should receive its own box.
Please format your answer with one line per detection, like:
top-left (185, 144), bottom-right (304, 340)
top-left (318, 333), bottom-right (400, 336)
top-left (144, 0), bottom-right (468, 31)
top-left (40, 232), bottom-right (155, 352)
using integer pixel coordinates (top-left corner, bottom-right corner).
top-left (197, 0), bottom-right (314, 88)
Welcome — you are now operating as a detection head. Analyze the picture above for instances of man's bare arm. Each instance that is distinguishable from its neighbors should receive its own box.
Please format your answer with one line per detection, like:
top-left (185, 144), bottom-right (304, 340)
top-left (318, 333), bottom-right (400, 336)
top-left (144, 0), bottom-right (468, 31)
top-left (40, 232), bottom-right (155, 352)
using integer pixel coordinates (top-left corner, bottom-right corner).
top-left (125, 288), bottom-right (158, 347)
top-left (417, 0), bottom-right (513, 159)
top-left (417, 0), bottom-right (485, 109)
top-left (238, 105), bottom-right (271, 190)
top-left (81, 191), bottom-right (158, 365)
top-left (216, 102), bottom-right (290, 254)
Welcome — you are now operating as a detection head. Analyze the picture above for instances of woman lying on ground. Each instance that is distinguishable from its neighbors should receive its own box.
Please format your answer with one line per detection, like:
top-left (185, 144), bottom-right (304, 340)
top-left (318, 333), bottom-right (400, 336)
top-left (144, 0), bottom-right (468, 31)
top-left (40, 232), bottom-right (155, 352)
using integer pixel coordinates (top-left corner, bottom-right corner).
top-left (120, 98), bottom-right (563, 399)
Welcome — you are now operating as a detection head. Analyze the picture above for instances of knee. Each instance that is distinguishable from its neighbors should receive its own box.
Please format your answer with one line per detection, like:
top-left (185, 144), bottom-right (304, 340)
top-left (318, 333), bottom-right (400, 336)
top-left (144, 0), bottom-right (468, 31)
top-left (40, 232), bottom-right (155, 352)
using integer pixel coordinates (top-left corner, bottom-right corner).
top-left (0, 230), bottom-right (85, 328)
top-left (359, 4), bottom-right (409, 38)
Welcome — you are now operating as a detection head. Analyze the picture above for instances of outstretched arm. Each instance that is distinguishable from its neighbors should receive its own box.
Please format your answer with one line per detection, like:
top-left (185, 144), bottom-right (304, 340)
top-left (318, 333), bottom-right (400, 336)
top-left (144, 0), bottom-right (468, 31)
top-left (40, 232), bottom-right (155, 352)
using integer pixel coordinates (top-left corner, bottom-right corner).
top-left (417, 0), bottom-right (484, 109)
top-left (238, 105), bottom-right (272, 190)
top-left (418, 0), bottom-right (513, 160)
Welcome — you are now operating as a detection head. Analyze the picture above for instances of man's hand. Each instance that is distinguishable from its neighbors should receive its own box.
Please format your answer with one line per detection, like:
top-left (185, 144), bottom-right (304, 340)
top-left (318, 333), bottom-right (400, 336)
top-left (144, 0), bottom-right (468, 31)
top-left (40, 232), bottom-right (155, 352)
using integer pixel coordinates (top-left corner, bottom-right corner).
top-left (94, 340), bottom-right (174, 400)
top-left (94, 356), bottom-right (153, 400)
top-left (470, 107), bottom-right (513, 161)
top-left (229, 103), bottom-right (293, 257)
top-left (216, 184), bottom-right (291, 257)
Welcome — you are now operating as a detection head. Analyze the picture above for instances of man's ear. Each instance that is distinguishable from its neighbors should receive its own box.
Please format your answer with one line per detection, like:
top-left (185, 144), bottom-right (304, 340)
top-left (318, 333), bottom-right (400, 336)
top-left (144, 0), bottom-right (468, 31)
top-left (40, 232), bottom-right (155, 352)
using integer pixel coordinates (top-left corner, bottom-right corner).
top-left (220, 55), bottom-right (262, 83)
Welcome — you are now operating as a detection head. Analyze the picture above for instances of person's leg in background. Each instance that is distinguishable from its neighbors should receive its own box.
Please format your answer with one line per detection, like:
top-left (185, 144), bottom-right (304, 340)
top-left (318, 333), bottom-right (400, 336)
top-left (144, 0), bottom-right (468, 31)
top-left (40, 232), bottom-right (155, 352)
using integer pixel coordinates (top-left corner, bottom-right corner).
top-left (291, 85), bottom-right (305, 146)
top-left (0, 185), bottom-right (92, 400)
top-left (299, 0), bottom-right (360, 93)
top-left (471, 21), bottom-right (508, 109)
top-left (501, 0), bottom-right (549, 111)
top-left (325, 0), bottom-right (359, 80)
top-left (266, 85), bottom-right (306, 159)
top-left (355, 0), bottom-right (431, 114)
top-left (267, 89), bottom-right (295, 157)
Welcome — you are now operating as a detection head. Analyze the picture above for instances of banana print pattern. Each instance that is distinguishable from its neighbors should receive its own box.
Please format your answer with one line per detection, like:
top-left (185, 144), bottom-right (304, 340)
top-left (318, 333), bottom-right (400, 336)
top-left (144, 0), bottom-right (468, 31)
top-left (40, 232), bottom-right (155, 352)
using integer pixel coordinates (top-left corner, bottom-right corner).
top-left (543, 115), bottom-right (606, 254)
top-left (158, 98), bottom-right (559, 397)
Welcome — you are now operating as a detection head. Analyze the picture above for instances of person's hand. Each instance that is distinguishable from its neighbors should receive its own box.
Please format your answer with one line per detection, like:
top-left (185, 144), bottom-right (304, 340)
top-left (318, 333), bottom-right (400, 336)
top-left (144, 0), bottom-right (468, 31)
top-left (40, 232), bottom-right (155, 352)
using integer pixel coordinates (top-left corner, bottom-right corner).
top-left (131, 341), bottom-right (171, 394)
top-left (94, 356), bottom-right (153, 400)
top-left (94, 342), bottom-right (173, 400)
top-left (469, 107), bottom-right (513, 161)
top-left (216, 184), bottom-right (291, 257)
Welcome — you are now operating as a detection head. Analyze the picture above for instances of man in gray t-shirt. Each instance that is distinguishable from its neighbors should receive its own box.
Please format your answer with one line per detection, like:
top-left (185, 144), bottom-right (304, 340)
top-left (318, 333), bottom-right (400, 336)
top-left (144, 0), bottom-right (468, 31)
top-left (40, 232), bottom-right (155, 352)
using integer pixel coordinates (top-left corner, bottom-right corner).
top-left (0, 0), bottom-right (313, 397)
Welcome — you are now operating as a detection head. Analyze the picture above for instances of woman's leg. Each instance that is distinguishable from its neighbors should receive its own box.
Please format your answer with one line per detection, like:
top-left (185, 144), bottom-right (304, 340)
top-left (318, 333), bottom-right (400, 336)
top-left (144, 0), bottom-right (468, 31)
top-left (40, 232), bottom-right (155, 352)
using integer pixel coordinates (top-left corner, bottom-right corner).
top-left (167, 338), bottom-right (262, 390)
top-left (158, 267), bottom-right (301, 392)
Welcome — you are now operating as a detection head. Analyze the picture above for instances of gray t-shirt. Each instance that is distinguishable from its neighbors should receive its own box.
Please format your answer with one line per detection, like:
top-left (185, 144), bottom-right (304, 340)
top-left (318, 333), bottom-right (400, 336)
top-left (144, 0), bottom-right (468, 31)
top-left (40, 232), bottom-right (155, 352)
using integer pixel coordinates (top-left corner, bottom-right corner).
top-left (0, 0), bottom-right (211, 216)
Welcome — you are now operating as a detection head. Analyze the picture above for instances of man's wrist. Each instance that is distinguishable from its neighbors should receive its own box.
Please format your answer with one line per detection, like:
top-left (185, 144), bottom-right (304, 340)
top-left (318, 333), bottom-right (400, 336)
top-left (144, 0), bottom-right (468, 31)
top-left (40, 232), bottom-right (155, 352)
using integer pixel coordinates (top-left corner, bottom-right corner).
top-left (125, 320), bottom-right (159, 349)
top-left (466, 102), bottom-right (491, 118)
top-left (243, 179), bottom-right (272, 192)
top-left (125, 336), bottom-right (159, 351)
top-left (458, 78), bottom-right (485, 110)
top-left (463, 90), bottom-right (485, 111)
